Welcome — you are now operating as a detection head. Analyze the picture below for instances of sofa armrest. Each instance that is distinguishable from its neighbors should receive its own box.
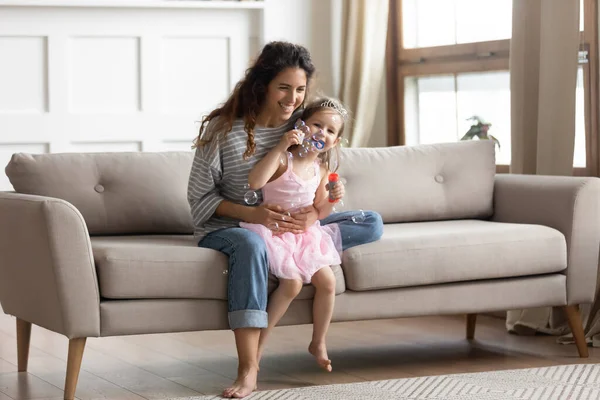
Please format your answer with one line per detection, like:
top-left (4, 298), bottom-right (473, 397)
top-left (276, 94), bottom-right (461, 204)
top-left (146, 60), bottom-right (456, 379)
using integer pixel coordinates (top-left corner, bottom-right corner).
top-left (492, 174), bottom-right (600, 304)
top-left (0, 192), bottom-right (100, 338)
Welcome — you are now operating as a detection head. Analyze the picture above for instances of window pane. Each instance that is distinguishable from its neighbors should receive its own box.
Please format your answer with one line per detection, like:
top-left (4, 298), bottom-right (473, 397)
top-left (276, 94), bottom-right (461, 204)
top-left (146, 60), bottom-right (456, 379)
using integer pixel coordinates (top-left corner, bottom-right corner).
top-left (404, 0), bottom-right (581, 48)
top-left (403, 77), bottom-right (420, 146)
top-left (402, 0), bottom-right (512, 48)
top-left (574, 66), bottom-right (586, 167)
top-left (412, 75), bottom-right (458, 145)
top-left (405, 72), bottom-right (510, 163)
top-left (581, 0), bottom-right (584, 32)
top-left (456, 71), bottom-right (511, 164)
top-left (405, 70), bottom-right (586, 168)
top-left (403, 0), bottom-right (456, 48)
top-left (455, 0), bottom-right (512, 44)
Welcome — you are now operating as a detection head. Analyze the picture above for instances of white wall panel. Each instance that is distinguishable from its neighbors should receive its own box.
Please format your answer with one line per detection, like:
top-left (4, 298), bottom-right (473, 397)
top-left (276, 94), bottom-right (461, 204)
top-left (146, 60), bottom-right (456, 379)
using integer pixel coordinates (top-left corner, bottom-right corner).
top-left (161, 37), bottom-right (229, 115)
top-left (0, 36), bottom-right (47, 113)
top-left (0, 3), bottom-right (265, 189)
top-left (69, 37), bottom-right (140, 113)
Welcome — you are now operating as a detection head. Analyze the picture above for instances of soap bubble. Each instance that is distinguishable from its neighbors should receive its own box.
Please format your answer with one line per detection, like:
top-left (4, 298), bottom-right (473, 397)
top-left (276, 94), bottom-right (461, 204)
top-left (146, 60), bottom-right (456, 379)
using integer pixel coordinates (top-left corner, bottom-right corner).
top-left (293, 119), bottom-right (327, 158)
top-left (242, 182), bottom-right (259, 205)
top-left (351, 210), bottom-right (366, 224)
top-left (268, 222), bottom-right (279, 231)
top-left (339, 138), bottom-right (350, 148)
top-left (297, 149), bottom-right (308, 158)
top-left (223, 269), bottom-right (229, 275)
top-left (244, 190), bottom-right (258, 205)
top-left (331, 199), bottom-right (345, 214)
top-left (295, 119), bottom-right (311, 135)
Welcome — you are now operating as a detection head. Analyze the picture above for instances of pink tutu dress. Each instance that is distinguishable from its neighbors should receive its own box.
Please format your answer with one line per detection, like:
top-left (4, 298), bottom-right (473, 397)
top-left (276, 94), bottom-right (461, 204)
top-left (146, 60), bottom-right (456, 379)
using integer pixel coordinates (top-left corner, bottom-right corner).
top-left (240, 154), bottom-right (342, 284)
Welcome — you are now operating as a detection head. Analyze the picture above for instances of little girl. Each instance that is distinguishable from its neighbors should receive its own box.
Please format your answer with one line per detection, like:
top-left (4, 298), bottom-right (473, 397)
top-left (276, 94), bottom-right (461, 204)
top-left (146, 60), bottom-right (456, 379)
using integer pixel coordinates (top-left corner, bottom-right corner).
top-left (240, 97), bottom-right (348, 372)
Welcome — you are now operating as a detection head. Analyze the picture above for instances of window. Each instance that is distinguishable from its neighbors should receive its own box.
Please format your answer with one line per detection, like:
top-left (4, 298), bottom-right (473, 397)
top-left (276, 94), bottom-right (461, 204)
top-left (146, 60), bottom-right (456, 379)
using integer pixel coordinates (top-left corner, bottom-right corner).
top-left (388, 0), bottom-right (597, 174)
top-left (402, 0), bottom-right (513, 48)
top-left (405, 71), bottom-right (511, 164)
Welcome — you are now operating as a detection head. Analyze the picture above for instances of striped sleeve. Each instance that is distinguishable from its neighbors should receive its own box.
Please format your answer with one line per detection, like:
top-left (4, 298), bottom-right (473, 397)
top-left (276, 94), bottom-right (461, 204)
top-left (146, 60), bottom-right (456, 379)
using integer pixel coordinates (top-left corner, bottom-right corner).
top-left (187, 139), bottom-right (224, 228)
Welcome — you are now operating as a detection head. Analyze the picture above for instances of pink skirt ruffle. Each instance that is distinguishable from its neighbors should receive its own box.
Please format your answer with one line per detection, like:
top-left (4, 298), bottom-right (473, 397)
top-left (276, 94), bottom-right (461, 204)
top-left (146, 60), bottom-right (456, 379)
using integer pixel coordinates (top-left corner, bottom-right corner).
top-left (239, 221), bottom-right (342, 284)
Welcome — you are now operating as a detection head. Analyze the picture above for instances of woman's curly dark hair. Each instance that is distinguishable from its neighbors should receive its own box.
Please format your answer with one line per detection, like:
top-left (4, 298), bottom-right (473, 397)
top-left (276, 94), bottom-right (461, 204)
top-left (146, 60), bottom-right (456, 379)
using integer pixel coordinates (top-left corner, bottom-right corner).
top-left (193, 41), bottom-right (316, 160)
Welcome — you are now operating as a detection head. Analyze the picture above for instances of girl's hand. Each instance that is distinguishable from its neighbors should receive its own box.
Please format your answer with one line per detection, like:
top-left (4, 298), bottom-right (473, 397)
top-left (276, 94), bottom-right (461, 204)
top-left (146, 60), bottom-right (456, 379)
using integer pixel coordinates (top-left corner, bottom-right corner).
top-left (329, 180), bottom-right (345, 202)
top-left (277, 129), bottom-right (305, 151)
top-left (246, 204), bottom-right (303, 233)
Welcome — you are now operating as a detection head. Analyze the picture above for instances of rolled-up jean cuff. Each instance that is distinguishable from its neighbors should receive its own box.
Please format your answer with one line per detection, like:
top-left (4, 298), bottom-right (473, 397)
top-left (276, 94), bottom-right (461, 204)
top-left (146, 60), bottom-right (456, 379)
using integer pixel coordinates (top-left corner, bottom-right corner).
top-left (228, 310), bottom-right (268, 330)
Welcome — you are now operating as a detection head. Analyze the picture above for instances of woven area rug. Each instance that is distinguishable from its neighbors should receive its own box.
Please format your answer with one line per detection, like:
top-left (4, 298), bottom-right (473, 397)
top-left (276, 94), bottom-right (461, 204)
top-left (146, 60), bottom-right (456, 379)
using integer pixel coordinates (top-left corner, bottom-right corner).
top-left (170, 363), bottom-right (600, 400)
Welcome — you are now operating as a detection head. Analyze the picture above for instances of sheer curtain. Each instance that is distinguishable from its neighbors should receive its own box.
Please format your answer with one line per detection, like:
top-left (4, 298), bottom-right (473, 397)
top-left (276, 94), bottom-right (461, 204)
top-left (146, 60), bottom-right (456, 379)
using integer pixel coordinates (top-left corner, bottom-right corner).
top-left (509, 0), bottom-right (579, 175)
top-left (338, 0), bottom-right (388, 147)
top-left (507, 0), bottom-right (600, 347)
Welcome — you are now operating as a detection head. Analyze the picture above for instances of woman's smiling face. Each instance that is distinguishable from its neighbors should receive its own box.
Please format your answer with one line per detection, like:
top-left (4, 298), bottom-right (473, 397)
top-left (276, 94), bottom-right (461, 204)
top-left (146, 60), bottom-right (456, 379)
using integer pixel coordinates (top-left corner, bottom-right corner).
top-left (262, 67), bottom-right (307, 125)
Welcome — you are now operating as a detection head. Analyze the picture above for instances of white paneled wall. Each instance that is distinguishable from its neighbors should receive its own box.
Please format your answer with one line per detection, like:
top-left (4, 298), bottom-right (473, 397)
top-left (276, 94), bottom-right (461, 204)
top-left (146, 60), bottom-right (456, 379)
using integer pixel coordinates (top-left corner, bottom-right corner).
top-left (0, 36), bottom-right (48, 113)
top-left (0, 1), bottom-right (265, 190)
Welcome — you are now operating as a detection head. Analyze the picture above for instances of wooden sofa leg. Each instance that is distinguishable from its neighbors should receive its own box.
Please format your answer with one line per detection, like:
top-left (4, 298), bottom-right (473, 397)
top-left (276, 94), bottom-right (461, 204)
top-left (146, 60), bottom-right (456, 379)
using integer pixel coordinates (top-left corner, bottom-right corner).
top-left (64, 338), bottom-right (86, 400)
top-left (563, 305), bottom-right (588, 358)
top-left (16, 318), bottom-right (32, 372)
top-left (466, 314), bottom-right (477, 340)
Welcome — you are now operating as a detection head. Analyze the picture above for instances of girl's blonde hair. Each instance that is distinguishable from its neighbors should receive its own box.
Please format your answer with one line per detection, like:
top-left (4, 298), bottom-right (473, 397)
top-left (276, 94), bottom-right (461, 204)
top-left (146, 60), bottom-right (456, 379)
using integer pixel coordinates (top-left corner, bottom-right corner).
top-left (299, 97), bottom-right (349, 172)
top-left (193, 41), bottom-right (315, 160)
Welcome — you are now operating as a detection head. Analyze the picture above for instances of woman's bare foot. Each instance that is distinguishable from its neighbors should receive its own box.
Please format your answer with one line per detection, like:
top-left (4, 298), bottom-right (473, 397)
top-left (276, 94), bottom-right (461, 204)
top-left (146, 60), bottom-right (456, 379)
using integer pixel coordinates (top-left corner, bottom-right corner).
top-left (308, 341), bottom-right (332, 372)
top-left (222, 364), bottom-right (259, 398)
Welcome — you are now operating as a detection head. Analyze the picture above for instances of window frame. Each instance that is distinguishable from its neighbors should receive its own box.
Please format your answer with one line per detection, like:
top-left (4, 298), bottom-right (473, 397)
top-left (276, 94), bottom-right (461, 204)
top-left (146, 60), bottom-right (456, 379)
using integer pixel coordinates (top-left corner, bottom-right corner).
top-left (386, 0), bottom-right (599, 176)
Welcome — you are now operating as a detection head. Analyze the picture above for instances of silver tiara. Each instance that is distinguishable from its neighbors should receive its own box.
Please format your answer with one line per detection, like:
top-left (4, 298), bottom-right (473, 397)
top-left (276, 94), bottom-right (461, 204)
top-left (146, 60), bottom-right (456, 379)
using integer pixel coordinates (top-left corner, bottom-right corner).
top-left (320, 99), bottom-right (349, 121)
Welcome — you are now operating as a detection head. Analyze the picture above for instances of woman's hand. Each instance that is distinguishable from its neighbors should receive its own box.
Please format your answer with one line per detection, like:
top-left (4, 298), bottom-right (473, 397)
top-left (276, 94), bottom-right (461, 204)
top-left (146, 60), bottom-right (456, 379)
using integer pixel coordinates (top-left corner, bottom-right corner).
top-left (291, 205), bottom-right (320, 230)
top-left (329, 180), bottom-right (345, 202)
top-left (277, 129), bottom-right (304, 151)
top-left (245, 204), bottom-right (304, 234)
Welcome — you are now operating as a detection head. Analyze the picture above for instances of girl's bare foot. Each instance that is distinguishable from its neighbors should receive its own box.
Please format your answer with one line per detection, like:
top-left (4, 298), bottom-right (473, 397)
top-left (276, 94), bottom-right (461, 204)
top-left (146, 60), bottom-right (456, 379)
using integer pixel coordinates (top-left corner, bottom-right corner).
top-left (308, 341), bottom-right (332, 372)
top-left (222, 364), bottom-right (259, 398)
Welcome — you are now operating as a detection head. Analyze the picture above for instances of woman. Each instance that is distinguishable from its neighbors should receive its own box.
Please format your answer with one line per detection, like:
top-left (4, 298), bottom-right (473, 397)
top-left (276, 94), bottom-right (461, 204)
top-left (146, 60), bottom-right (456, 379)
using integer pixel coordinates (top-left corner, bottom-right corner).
top-left (188, 41), bottom-right (383, 398)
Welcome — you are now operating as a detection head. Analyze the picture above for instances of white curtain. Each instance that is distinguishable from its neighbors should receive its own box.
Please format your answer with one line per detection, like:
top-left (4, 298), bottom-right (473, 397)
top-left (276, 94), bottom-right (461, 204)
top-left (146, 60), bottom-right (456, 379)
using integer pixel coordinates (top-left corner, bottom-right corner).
top-left (509, 0), bottom-right (579, 175)
top-left (507, 0), bottom-right (600, 347)
top-left (338, 0), bottom-right (389, 147)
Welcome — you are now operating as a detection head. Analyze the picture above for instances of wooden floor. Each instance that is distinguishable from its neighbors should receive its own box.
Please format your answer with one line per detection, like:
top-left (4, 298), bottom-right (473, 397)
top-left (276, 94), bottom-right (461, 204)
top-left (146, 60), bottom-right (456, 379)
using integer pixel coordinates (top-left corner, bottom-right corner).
top-left (0, 308), bottom-right (598, 400)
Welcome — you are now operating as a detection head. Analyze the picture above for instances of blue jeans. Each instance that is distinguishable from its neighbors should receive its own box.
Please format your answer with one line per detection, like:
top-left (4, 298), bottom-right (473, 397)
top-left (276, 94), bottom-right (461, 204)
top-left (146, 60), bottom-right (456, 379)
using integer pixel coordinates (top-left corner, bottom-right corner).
top-left (198, 210), bottom-right (383, 330)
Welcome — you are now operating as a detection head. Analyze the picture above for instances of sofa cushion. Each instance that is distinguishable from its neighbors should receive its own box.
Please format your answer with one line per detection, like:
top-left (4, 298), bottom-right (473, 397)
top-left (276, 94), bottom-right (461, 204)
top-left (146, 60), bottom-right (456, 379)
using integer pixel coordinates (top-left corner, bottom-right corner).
top-left (338, 140), bottom-right (495, 223)
top-left (5, 152), bottom-right (194, 235)
top-left (91, 235), bottom-right (346, 300)
top-left (341, 220), bottom-right (567, 291)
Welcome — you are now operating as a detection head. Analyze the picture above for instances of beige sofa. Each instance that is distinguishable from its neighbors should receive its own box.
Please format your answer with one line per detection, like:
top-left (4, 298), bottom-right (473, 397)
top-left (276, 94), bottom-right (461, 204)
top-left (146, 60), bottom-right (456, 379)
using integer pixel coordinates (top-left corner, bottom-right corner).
top-left (1, 140), bottom-right (599, 400)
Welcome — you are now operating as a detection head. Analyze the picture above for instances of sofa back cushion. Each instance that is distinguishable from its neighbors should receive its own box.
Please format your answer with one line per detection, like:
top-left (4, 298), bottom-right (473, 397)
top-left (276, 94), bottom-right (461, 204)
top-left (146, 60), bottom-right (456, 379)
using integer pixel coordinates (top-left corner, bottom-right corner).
top-left (6, 151), bottom-right (194, 235)
top-left (5, 140), bottom-right (495, 234)
top-left (338, 140), bottom-right (495, 223)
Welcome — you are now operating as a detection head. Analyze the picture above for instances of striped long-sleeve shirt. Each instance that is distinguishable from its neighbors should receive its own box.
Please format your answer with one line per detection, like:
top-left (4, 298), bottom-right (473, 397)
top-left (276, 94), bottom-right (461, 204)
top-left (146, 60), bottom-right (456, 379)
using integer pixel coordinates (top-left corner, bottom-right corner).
top-left (187, 113), bottom-right (300, 239)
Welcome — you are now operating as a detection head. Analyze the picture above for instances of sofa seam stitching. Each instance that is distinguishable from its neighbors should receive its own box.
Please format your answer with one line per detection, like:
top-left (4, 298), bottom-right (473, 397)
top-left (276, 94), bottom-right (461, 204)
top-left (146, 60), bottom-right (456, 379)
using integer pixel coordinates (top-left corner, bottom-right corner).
top-left (345, 236), bottom-right (567, 258)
